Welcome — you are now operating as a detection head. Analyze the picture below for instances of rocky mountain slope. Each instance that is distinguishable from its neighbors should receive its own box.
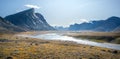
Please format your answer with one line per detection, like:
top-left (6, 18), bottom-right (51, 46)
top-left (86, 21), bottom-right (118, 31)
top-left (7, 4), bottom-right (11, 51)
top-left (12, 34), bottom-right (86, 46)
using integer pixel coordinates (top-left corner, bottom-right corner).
top-left (0, 16), bottom-right (25, 33)
top-left (113, 26), bottom-right (120, 32)
top-left (69, 16), bottom-right (120, 32)
top-left (5, 8), bottom-right (54, 31)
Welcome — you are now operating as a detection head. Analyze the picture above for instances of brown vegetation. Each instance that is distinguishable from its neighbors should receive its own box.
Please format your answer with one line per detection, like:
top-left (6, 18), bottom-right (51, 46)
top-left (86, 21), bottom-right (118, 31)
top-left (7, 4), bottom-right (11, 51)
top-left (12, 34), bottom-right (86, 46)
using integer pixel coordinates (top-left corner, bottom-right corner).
top-left (65, 32), bottom-right (120, 44)
top-left (0, 32), bottom-right (120, 59)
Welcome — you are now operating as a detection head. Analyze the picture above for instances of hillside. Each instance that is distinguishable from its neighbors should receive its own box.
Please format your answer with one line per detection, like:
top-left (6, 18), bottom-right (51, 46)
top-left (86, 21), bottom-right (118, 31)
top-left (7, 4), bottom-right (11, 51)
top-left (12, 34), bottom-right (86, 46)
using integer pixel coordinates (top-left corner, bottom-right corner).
top-left (5, 8), bottom-right (54, 31)
top-left (0, 17), bottom-right (25, 33)
top-left (69, 16), bottom-right (120, 32)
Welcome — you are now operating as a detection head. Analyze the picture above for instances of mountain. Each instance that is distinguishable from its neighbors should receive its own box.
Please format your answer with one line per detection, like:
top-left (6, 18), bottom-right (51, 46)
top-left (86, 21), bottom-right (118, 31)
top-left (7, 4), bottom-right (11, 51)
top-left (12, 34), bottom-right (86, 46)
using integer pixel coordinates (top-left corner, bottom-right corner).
top-left (69, 16), bottom-right (120, 32)
top-left (5, 8), bottom-right (54, 31)
top-left (54, 26), bottom-right (68, 31)
top-left (113, 26), bottom-right (120, 32)
top-left (0, 16), bottom-right (25, 33)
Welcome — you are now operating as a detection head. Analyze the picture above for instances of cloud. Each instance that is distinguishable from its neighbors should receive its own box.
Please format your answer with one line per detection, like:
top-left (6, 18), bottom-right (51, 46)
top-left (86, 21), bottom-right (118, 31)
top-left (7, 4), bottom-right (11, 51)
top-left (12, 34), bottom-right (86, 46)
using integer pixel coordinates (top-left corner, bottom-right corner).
top-left (80, 19), bottom-right (89, 23)
top-left (74, 19), bottom-right (90, 24)
top-left (24, 4), bottom-right (40, 9)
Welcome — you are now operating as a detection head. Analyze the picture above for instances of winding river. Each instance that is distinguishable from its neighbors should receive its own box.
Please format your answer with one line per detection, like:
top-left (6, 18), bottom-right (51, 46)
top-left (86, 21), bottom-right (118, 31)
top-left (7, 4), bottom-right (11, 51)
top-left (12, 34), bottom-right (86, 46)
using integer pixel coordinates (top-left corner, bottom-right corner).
top-left (18, 33), bottom-right (120, 50)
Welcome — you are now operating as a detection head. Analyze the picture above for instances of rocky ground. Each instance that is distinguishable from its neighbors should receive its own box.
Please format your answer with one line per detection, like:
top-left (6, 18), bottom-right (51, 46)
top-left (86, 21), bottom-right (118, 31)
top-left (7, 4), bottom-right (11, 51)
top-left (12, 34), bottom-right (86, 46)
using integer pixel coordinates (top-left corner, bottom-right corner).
top-left (0, 32), bottom-right (120, 59)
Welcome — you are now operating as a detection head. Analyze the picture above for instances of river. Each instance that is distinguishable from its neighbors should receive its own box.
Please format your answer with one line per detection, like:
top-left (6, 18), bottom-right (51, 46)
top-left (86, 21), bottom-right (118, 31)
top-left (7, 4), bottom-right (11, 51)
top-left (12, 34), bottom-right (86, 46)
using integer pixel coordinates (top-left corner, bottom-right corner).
top-left (18, 33), bottom-right (120, 50)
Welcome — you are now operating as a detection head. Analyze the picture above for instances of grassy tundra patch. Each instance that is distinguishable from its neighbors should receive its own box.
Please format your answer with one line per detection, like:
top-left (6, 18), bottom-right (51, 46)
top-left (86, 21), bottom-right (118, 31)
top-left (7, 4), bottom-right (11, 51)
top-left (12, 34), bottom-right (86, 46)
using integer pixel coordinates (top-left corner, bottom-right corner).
top-left (0, 33), bottom-right (120, 59)
top-left (66, 32), bottom-right (120, 44)
top-left (73, 36), bottom-right (120, 43)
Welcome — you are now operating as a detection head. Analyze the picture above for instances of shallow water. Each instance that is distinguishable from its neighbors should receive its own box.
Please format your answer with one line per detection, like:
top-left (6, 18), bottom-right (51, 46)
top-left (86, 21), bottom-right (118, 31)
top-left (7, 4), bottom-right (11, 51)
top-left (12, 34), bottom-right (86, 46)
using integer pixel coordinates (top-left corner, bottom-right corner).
top-left (18, 33), bottom-right (120, 50)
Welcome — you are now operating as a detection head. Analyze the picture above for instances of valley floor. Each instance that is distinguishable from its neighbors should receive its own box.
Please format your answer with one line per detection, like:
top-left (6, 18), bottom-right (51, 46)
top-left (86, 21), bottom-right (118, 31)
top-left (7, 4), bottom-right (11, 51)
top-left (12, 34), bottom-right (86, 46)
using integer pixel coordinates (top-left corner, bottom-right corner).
top-left (0, 31), bottom-right (120, 59)
top-left (64, 31), bottom-right (120, 44)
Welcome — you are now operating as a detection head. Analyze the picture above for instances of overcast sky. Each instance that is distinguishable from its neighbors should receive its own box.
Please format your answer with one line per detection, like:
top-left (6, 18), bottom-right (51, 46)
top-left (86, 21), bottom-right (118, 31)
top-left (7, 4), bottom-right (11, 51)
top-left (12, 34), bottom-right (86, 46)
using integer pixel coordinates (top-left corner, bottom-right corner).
top-left (0, 0), bottom-right (120, 27)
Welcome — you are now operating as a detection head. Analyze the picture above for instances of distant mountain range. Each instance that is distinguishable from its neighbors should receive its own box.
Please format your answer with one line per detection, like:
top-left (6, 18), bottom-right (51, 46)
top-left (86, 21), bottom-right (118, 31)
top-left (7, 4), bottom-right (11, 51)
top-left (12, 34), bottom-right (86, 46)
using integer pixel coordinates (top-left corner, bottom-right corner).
top-left (68, 16), bottom-right (120, 32)
top-left (0, 8), bottom-right (120, 33)
top-left (54, 26), bottom-right (68, 31)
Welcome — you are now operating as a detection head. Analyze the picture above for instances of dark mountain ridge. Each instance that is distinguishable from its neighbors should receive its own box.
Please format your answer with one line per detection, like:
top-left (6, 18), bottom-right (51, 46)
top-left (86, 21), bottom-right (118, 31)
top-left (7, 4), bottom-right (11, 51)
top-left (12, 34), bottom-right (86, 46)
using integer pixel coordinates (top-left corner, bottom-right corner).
top-left (5, 8), bottom-right (54, 31)
top-left (69, 16), bottom-right (120, 32)
top-left (0, 16), bottom-right (25, 33)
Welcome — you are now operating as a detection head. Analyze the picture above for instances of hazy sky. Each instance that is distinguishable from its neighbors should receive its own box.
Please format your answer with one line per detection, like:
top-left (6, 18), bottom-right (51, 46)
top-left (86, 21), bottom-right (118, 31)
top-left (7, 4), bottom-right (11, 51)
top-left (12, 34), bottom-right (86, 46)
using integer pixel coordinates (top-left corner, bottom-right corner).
top-left (0, 0), bottom-right (120, 27)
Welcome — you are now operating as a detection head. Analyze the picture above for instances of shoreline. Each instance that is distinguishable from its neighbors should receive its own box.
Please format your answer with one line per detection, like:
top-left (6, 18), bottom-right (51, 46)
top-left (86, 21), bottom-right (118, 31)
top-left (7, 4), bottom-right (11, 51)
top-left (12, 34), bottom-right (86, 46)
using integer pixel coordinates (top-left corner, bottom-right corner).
top-left (0, 32), bottom-right (120, 59)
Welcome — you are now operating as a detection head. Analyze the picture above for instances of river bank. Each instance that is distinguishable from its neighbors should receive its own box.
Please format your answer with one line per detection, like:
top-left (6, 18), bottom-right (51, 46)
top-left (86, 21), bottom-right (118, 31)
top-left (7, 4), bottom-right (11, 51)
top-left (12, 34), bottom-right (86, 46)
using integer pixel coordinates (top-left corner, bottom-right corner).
top-left (64, 32), bottom-right (120, 44)
top-left (0, 31), bottom-right (120, 59)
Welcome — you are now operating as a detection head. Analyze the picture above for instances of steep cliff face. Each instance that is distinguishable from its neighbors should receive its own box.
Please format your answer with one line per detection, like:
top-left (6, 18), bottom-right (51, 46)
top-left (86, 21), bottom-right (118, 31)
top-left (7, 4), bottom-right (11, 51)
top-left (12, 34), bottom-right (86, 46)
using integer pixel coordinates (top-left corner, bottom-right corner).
top-left (5, 8), bottom-right (54, 31)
